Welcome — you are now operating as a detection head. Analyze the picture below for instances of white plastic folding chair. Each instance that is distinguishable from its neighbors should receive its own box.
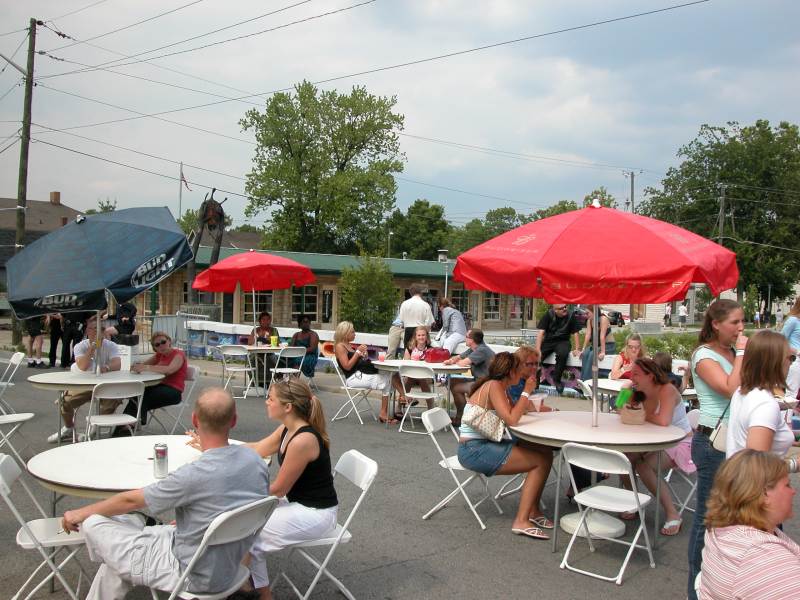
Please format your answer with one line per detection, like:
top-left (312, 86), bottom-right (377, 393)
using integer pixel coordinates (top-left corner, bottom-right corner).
top-left (397, 364), bottom-right (441, 434)
top-left (0, 351), bottom-right (25, 414)
top-left (421, 408), bottom-right (503, 530)
top-left (664, 408), bottom-right (699, 515)
top-left (560, 442), bottom-right (655, 585)
top-left (330, 359), bottom-right (377, 425)
top-left (217, 345), bottom-right (255, 400)
top-left (270, 346), bottom-right (307, 387)
top-left (0, 454), bottom-right (89, 600)
top-left (150, 495), bottom-right (278, 600)
top-left (150, 365), bottom-right (199, 434)
top-left (85, 381), bottom-right (145, 440)
top-left (276, 450), bottom-right (378, 600)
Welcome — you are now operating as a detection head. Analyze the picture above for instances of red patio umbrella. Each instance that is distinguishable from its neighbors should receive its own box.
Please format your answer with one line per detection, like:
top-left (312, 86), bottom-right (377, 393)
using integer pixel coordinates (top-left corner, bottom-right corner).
top-left (453, 202), bottom-right (739, 425)
top-left (192, 250), bottom-right (315, 325)
top-left (454, 203), bottom-right (738, 305)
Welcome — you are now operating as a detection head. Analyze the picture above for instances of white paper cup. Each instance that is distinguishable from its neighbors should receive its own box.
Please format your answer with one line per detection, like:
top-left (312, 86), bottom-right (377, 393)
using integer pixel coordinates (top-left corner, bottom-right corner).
top-left (531, 393), bottom-right (547, 412)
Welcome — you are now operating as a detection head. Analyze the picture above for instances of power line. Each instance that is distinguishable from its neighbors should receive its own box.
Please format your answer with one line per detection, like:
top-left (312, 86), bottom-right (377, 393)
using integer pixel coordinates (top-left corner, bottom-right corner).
top-left (0, 82), bottom-right (21, 103)
top-left (47, 0), bottom-right (207, 51)
top-left (31, 137), bottom-right (250, 200)
top-left (0, 31), bottom-right (29, 75)
top-left (726, 182), bottom-right (800, 198)
top-left (0, 137), bottom-right (19, 155)
top-left (39, 0), bottom-right (376, 79)
top-left (44, 0), bottom-right (111, 23)
top-left (721, 236), bottom-right (800, 255)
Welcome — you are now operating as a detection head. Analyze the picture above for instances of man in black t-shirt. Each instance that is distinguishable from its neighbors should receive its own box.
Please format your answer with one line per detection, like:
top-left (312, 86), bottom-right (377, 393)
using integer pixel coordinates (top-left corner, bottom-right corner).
top-left (534, 304), bottom-right (582, 394)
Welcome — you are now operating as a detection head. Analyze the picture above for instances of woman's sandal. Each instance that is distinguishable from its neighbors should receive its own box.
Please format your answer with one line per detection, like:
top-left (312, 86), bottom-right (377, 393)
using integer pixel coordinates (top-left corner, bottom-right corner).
top-left (512, 526), bottom-right (549, 540)
top-left (378, 415), bottom-right (399, 425)
top-left (529, 516), bottom-right (555, 529)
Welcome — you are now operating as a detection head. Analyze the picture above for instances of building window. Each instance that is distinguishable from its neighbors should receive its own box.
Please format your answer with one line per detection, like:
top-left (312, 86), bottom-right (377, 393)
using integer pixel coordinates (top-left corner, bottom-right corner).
top-left (182, 282), bottom-right (215, 305)
top-left (292, 286), bottom-right (318, 321)
top-left (243, 291), bottom-right (273, 323)
top-left (509, 296), bottom-right (524, 320)
top-left (451, 289), bottom-right (469, 314)
top-left (483, 292), bottom-right (501, 320)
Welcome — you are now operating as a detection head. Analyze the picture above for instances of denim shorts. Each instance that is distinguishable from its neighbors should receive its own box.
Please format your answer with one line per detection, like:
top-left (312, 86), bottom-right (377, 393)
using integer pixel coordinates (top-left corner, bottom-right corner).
top-left (458, 439), bottom-right (514, 476)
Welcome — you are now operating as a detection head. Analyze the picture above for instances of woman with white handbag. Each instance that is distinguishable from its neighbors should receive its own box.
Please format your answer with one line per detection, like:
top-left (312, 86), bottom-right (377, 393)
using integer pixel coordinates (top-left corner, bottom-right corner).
top-left (687, 299), bottom-right (748, 600)
top-left (457, 352), bottom-right (553, 540)
top-left (726, 330), bottom-right (795, 459)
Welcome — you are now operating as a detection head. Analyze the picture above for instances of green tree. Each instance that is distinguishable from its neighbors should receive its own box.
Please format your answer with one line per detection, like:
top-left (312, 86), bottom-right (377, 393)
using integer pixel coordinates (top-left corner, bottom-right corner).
top-left (743, 283), bottom-right (759, 322)
top-left (448, 207), bottom-right (532, 255)
top-left (232, 223), bottom-right (260, 233)
top-left (639, 120), bottom-right (800, 301)
top-left (531, 199), bottom-right (578, 220)
top-left (241, 80), bottom-right (405, 255)
top-left (582, 186), bottom-right (617, 208)
top-left (385, 199), bottom-right (450, 259)
top-left (85, 197), bottom-right (117, 214)
top-left (176, 208), bottom-right (233, 235)
top-left (339, 256), bottom-right (398, 333)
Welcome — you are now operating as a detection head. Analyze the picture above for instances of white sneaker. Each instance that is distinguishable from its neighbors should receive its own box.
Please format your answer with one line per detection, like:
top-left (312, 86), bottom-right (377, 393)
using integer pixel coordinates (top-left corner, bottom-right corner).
top-left (47, 426), bottom-right (74, 444)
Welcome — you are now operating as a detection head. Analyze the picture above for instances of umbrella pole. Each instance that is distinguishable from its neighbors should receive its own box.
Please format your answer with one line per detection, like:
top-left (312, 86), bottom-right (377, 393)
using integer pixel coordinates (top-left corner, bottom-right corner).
top-left (252, 287), bottom-right (257, 330)
top-left (95, 307), bottom-right (102, 376)
top-left (591, 305), bottom-right (599, 427)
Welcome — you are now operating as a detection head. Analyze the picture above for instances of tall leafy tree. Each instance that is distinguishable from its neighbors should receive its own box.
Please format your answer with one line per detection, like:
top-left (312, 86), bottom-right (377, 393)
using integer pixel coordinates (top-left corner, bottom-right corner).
top-left (385, 199), bottom-right (450, 260)
top-left (582, 186), bottom-right (617, 208)
top-left (639, 120), bottom-right (800, 300)
top-left (339, 256), bottom-right (398, 333)
top-left (448, 207), bottom-right (531, 255)
top-left (531, 200), bottom-right (578, 220)
top-left (241, 81), bottom-right (405, 255)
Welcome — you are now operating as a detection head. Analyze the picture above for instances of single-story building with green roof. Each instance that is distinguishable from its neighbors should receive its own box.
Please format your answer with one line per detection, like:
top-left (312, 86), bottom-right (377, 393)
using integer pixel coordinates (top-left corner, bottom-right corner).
top-left (133, 244), bottom-right (537, 332)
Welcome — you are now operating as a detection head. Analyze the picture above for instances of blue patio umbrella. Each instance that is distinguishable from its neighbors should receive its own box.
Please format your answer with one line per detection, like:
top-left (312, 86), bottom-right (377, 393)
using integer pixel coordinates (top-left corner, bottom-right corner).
top-left (7, 207), bottom-right (192, 319)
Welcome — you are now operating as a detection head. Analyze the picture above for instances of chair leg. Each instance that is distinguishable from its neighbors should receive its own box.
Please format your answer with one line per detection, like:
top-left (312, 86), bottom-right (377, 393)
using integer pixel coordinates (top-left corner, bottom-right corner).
top-left (494, 473), bottom-right (525, 500)
top-left (423, 471), bottom-right (488, 530)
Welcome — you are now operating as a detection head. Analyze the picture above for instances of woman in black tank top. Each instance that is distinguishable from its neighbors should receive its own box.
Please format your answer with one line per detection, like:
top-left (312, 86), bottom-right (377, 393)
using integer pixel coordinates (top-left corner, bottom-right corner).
top-left (247, 379), bottom-right (338, 599)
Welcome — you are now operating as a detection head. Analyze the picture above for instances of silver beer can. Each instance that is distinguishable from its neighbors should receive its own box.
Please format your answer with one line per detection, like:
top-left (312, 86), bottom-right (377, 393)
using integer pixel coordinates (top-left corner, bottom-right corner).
top-left (153, 443), bottom-right (168, 479)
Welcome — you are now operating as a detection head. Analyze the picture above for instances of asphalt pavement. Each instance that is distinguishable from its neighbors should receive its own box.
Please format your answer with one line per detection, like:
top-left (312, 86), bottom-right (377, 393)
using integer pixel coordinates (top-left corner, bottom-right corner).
top-left (1, 351), bottom-right (796, 600)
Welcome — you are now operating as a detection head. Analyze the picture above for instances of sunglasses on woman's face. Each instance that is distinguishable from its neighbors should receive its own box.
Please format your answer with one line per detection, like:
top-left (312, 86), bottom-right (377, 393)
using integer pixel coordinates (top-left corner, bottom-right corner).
top-left (525, 361), bottom-right (539, 367)
top-left (787, 355), bottom-right (797, 363)
top-left (153, 339), bottom-right (168, 348)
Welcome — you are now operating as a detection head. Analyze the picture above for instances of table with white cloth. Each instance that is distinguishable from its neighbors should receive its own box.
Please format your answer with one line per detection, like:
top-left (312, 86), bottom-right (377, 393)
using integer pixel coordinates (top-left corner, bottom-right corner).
top-left (509, 411), bottom-right (685, 551)
top-left (590, 378), bottom-right (697, 409)
top-left (27, 434), bottom-right (246, 500)
top-left (373, 359), bottom-right (470, 416)
top-left (240, 344), bottom-right (284, 396)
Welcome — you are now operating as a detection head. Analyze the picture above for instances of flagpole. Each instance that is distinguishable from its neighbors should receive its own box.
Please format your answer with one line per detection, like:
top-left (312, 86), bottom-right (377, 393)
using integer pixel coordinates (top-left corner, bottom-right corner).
top-left (178, 162), bottom-right (183, 218)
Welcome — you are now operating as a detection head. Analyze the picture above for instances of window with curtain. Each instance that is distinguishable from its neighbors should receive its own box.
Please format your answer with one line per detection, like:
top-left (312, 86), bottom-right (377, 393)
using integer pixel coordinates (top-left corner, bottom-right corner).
top-left (483, 292), bottom-right (501, 320)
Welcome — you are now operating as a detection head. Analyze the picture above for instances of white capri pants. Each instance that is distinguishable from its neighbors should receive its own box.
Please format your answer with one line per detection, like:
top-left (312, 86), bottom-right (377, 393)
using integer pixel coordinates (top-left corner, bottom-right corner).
top-left (440, 332), bottom-right (466, 355)
top-left (787, 357), bottom-right (800, 400)
top-left (249, 498), bottom-right (338, 588)
top-left (82, 514), bottom-right (181, 600)
top-left (346, 371), bottom-right (392, 395)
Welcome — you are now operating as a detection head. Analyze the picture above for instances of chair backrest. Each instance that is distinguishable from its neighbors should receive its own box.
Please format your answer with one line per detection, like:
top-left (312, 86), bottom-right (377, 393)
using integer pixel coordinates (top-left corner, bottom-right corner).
top-left (8, 352), bottom-right (25, 369)
top-left (217, 344), bottom-right (249, 358)
top-left (0, 452), bottom-right (22, 496)
top-left (168, 496), bottom-right (278, 600)
top-left (277, 346), bottom-right (307, 361)
top-left (422, 407), bottom-right (461, 453)
top-left (92, 381), bottom-right (145, 401)
top-left (686, 408), bottom-right (701, 431)
top-left (329, 450), bottom-right (378, 548)
top-left (186, 365), bottom-right (199, 382)
top-left (561, 442), bottom-right (635, 477)
top-left (331, 357), bottom-right (350, 388)
top-left (575, 379), bottom-right (594, 401)
top-left (398, 364), bottom-right (436, 383)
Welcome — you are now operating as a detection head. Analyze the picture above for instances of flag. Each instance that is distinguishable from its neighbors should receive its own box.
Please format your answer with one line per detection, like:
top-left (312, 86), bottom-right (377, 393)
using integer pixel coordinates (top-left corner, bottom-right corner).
top-left (180, 165), bottom-right (192, 191)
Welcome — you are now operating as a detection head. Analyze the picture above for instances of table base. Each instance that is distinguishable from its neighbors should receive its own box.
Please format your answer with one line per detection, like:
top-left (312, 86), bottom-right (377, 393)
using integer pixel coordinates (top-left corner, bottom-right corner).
top-left (559, 511), bottom-right (625, 538)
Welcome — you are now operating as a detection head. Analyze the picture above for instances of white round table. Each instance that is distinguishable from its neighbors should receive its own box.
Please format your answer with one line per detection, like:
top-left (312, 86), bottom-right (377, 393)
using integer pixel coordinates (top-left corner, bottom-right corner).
top-left (590, 378), bottom-right (697, 407)
top-left (374, 359), bottom-right (470, 417)
top-left (28, 435), bottom-right (215, 499)
top-left (240, 345), bottom-right (284, 396)
top-left (510, 411), bottom-right (685, 550)
top-left (28, 370), bottom-right (164, 393)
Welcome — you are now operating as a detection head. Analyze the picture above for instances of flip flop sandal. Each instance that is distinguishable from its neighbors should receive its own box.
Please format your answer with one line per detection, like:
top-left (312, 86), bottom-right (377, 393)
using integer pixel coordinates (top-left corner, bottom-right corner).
top-left (529, 516), bottom-right (555, 529)
top-left (661, 518), bottom-right (682, 536)
top-left (378, 416), bottom-right (399, 425)
top-left (512, 526), bottom-right (549, 540)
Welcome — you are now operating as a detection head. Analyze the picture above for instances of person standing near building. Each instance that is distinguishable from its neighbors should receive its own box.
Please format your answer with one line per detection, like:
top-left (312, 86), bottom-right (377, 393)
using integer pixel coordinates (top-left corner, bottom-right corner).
top-left (664, 303), bottom-right (672, 327)
top-left (398, 283), bottom-right (434, 349)
top-left (678, 302), bottom-right (689, 331)
top-left (776, 306), bottom-right (784, 329)
top-left (754, 310), bottom-right (761, 329)
top-left (781, 297), bottom-right (800, 399)
top-left (24, 316), bottom-right (46, 368)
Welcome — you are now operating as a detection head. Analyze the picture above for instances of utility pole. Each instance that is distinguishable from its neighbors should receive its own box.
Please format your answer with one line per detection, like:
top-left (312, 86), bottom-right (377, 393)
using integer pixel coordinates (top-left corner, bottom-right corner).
top-left (718, 184), bottom-right (726, 246)
top-left (5, 19), bottom-right (37, 346)
top-left (629, 171), bottom-right (635, 213)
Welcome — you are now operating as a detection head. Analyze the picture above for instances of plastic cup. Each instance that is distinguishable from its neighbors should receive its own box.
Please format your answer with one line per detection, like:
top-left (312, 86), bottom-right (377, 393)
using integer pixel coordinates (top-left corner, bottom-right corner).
top-left (531, 393), bottom-right (547, 412)
top-left (270, 335), bottom-right (278, 347)
top-left (378, 351), bottom-right (386, 362)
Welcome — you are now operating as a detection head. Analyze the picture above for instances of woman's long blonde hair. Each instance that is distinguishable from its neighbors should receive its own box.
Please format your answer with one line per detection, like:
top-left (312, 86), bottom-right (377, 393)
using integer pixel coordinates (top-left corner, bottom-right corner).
top-left (333, 321), bottom-right (355, 345)
top-left (272, 379), bottom-right (330, 448)
top-left (705, 449), bottom-right (787, 531)
top-left (623, 333), bottom-right (647, 360)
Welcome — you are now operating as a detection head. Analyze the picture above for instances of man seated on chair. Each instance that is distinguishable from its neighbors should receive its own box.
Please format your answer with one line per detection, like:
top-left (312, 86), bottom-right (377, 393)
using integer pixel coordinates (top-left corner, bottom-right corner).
top-left (47, 315), bottom-right (122, 443)
top-left (61, 387), bottom-right (271, 600)
top-left (443, 329), bottom-right (495, 427)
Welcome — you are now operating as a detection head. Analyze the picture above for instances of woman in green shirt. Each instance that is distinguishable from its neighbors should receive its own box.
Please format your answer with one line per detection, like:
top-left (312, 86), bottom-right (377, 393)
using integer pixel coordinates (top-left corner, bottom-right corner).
top-left (686, 299), bottom-right (748, 600)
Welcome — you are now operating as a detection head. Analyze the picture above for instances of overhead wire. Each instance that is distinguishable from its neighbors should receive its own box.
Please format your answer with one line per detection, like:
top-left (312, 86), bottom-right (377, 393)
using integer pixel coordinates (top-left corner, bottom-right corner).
top-left (43, 0), bottom-right (111, 23)
top-left (0, 31), bottom-right (29, 75)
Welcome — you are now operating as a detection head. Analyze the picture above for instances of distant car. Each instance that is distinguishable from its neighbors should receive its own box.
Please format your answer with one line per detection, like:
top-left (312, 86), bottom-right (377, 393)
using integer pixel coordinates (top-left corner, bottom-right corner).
top-left (607, 310), bottom-right (625, 326)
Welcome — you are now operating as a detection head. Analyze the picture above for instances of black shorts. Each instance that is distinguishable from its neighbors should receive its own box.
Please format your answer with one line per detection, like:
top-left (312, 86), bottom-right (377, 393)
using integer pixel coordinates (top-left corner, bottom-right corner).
top-left (24, 319), bottom-right (43, 337)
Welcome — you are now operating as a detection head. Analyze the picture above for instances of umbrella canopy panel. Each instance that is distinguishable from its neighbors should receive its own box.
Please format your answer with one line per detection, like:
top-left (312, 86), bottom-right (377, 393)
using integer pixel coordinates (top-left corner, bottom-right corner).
top-left (454, 204), bottom-right (738, 304)
top-left (7, 207), bottom-right (193, 319)
top-left (192, 249), bottom-right (315, 293)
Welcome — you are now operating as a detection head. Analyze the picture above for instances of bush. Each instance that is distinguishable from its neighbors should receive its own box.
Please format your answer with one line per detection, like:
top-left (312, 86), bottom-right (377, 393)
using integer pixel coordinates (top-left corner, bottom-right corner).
top-left (339, 255), bottom-right (399, 333)
top-left (613, 328), bottom-right (699, 360)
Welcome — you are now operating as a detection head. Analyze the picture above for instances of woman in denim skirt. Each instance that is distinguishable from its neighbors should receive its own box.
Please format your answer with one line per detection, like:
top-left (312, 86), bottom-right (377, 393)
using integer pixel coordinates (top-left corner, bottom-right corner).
top-left (457, 352), bottom-right (553, 540)
top-left (686, 299), bottom-right (747, 600)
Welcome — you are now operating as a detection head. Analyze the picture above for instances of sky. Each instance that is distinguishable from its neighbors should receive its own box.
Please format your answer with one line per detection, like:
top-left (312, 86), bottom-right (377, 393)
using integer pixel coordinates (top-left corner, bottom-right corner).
top-left (0, 0), bottom-right (798, 232)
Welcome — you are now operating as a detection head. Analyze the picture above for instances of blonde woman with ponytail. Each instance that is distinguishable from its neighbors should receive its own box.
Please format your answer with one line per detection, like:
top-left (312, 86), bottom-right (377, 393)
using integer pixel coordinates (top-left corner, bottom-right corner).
top-left (247, 379), bottom-right (338, 600)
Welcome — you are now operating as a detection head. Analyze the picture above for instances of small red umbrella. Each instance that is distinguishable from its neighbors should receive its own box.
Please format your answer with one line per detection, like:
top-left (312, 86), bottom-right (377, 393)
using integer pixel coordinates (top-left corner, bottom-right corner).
top-left (454, 203), bottom-right (738, 304)
top-left (193, 250), bottom-right (315, 325)
top-left (453, 202), bottom-right (739, 425)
